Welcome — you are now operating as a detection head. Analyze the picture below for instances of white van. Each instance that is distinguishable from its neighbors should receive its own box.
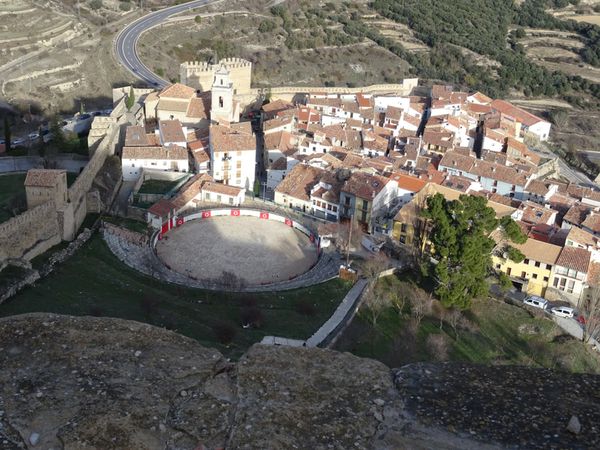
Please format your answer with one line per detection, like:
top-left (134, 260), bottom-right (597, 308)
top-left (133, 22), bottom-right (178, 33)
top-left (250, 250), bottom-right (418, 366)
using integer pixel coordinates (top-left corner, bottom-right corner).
top-left (523, 296), bottom-right (548, 310)
top-left (550, 306), bottom-right (575, 318)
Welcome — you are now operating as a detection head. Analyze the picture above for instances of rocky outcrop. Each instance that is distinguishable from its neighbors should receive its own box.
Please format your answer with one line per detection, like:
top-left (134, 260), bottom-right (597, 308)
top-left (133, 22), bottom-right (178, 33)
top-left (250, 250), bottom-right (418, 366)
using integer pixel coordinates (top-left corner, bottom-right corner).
top-left (0, 314), bottom-right (598, 449)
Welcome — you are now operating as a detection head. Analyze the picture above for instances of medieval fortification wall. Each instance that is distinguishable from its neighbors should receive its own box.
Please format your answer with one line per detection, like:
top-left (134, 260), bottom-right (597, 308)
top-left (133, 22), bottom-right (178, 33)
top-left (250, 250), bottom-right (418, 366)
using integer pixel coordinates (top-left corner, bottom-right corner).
top-left (180, 58), bottom-right (252, 94)
top-left (0, 99), bottom-right (127, 268)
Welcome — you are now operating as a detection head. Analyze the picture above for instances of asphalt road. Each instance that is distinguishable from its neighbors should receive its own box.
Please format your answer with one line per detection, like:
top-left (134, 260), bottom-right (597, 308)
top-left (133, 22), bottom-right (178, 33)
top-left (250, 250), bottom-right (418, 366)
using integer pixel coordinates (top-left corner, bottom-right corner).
top-left (115, 0), bottom-right (217, 88)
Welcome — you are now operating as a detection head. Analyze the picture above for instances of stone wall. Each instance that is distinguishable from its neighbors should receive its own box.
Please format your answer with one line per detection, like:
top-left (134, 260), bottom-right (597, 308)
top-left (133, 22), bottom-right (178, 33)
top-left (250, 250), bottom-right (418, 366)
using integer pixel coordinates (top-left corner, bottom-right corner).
top-left (0, 201), bottom-right (61, 263)
top-left (180, 58), bottom-right (253, 94)
top-left (0, 99), bottom-right (127, 267)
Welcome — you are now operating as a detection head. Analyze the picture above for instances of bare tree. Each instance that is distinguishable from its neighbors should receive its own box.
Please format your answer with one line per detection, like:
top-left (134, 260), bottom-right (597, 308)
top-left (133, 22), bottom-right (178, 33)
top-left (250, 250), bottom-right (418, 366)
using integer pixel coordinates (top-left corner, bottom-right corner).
top-left (583, 287), bottom-right (600, 344)
top-left (446, 309), bottom-right (463, 340)
top-left (426, 334), bottom-right (449, 361)
top-left (363, 289), bottom-right (388, 329)
top-left (362, 253), bottom-right (390, 291)
top-left (410, 290), bottom-right (432, 328)
top-left (337, 220), bottom-right (363, 263)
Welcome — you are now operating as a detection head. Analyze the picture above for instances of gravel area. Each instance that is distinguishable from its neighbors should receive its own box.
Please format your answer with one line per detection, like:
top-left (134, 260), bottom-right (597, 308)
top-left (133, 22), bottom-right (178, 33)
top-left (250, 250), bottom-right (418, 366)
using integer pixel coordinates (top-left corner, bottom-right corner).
top-left (395, 362), bottom-right (600, 449)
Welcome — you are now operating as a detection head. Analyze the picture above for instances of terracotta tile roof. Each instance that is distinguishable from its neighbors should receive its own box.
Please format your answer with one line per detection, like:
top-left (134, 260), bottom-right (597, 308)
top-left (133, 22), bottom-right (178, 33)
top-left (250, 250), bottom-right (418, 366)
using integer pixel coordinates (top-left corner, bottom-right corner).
top-left (148, 199), bottom-right (176, 217)
top-left (442, 175), bottom-right (474, 192)
top-left (262, 99), bottom-right (294, 114)
top-left (125, 126), bottom-right (151, 147)
top-left (566, 225), bottom-right (597, 248)
top-left (270, 157), bottom-right (288, 170)
top-left (490, 100), bottom-right (547, 127)
top-left (563, 204), bottom-right (591, 226)
top-left (24, 169), bottom-right (66, 187)
top-left (518, 201), bottom-right (556, 225)
top-left (431, 84), bottom-right (453, 99)
top-left (159, 119), bottom-right (186, 143)
top-left (582, 212), bottom-right (600, 234)
top-left (386, 106), bottom-right (403, 121)
top-left (186, 94), bottom-right (210, 119)
top-left (122, 146), bottom-right (188, 160)
top-left (202, 182), bottom-right (243, 197)
top-left (490, 229), bottom-right (562, 266)
top-left (392, 173), bottom-right (427, 193)
top-left (548, 193), bottom-right (577, 216)
top-left (275, 164), bottom-right (325, 201)
top-left (210, 124), bottom-right (256, 153)
top-left (525, 179), bottom-right (551, 197)
top-left (157, 99), bottom-right (189, 113)
top-left (192, 148), bottom-right (210, 165)
top-left (468, 92), bottom-right (493, 104)
top-left (264, 116), bottom-right (294, 133)
top-left (159, 83), bottom-right (196, 100)
top-left (439, 151), bottom-right (530, 187)
top-left (556, 246), bottom-right (591, 273)
top-left (264, 131), bottom-right (296, 153)
top-left (342, 171), bottom-right (388, 200)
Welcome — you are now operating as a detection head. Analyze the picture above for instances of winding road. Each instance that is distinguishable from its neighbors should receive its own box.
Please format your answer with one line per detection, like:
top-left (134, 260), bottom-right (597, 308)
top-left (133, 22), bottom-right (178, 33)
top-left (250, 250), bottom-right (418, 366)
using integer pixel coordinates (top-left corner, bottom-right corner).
top-left (114, 0), bottom-right (217, 88)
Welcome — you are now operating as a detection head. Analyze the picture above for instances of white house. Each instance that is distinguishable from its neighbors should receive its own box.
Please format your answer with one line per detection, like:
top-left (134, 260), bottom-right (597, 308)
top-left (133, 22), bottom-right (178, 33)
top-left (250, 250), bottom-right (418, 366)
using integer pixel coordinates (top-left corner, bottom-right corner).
top-left (491, 99), bottom-right (552, 141)
top-left (122, 146), bottom-right (189, 181)
top-left (209, 124), bottom-right (256, 191)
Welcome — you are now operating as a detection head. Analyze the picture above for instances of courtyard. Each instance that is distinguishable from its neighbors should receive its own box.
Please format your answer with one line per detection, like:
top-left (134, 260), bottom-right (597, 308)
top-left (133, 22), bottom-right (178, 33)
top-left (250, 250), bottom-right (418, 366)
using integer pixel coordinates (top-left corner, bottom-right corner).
top-left (156, 216), bottom-right (319, 286)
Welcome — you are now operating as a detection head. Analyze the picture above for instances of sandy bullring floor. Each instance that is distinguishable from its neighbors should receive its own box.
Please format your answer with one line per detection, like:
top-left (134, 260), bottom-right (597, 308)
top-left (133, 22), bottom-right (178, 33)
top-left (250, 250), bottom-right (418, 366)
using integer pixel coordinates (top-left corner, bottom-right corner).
top-left (155, 216), bottom-right (318, 286)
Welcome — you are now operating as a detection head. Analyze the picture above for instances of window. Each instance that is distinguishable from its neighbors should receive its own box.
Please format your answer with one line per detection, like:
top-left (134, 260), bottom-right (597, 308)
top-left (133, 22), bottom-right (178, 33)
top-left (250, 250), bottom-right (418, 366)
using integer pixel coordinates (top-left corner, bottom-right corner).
top-left (495, 264), bottom-right (501, 270)
top-left (219, 96), bottom-right (224, 108)
top-left (362, 199), bottom-right (368, 210)
top-left (567, 280), bottom-right (575, 294)
top-left (521, 271), bottom-right (526, 278)
top-left (332, 206), bottom-right (337, 212)
top-left (229, 197), bottom-right (234, 205)
top-left (205, 193), bottom-right (211, 200)
top-left (327, 204), bottom-right (332, 211)
top-left (217, 195), bottom-right (222, 203)
top-left (345, 196), bottom-right (351, 205)
top-left (546, 264), bottom-right (552, 270)
top-left (543, 277), bottom-right (549, 282)
top-left (524, 259), bottom-right (529, 265)
top-left (401, 223), bottom-right (407, 233)
top-left (534, 261), bottom-right (540, 268)
top-left (532, 273), bottom-right (538, 279)
top-left (507, 268), bottom-right (512, 275)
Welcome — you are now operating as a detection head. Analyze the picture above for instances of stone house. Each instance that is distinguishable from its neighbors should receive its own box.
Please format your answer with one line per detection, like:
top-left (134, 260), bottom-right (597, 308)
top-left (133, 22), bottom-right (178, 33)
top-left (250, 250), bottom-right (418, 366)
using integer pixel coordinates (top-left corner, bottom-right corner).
top-left (24, 169), bottom-right (68, 209)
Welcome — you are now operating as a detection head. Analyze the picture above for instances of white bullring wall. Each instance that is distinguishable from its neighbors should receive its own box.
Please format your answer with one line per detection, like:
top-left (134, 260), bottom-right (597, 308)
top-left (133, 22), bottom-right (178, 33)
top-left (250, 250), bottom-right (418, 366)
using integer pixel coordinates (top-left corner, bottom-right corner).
top-left (152, 208), bottom-right (319, 249)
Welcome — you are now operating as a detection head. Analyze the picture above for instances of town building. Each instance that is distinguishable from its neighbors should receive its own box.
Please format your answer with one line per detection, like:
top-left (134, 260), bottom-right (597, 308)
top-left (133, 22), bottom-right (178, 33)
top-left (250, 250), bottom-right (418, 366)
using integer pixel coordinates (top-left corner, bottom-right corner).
top-left (24, 169), bottom-right (68, 209)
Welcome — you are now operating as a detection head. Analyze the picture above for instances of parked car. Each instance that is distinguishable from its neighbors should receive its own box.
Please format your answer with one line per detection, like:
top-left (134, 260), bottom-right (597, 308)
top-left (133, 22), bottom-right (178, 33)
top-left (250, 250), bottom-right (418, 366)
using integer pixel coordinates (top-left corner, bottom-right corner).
top-left (576, 315), bottom-right (586, 326)
top-left (550, 306), bottom-right (575, 318)
top-left (28, 132), bottom-right (39, 140)
top-left (523, 295), bottom-right (548, 310)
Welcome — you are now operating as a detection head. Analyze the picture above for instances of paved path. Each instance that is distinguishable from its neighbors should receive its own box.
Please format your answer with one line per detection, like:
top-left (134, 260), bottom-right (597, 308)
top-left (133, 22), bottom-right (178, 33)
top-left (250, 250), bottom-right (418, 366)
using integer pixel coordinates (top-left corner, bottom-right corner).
top-left (114, 0), bottom-right (219, 87)
top-left (305, 278), bottom-right (368, 347)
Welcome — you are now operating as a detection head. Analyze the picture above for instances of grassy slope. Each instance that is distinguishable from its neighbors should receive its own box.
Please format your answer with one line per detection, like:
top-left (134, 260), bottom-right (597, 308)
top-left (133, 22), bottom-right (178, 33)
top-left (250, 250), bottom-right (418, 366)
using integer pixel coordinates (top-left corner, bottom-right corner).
top-left (0, 173), bottom-right (26, 223)
top-left (335, 274), bottom-right (600, 373)
top-left (0, 234), bottom-right (351, 359)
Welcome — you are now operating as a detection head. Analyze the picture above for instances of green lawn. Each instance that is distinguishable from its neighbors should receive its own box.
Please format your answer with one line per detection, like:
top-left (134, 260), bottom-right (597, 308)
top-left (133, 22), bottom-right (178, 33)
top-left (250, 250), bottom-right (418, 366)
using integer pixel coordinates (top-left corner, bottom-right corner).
top-left (335, 273), bottom-right (600, 374)
top-left (138, 178), bottom-right (183, 194)
top-left (0, 234), bottom-right (351, 359)
top-left (0, 173), bottom-right (26, 223)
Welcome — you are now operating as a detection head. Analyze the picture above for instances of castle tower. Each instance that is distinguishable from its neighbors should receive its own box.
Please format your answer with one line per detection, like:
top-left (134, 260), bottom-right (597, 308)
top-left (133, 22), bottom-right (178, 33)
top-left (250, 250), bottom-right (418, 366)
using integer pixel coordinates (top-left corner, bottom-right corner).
top-left (211, 65), bottom-right (235, 123)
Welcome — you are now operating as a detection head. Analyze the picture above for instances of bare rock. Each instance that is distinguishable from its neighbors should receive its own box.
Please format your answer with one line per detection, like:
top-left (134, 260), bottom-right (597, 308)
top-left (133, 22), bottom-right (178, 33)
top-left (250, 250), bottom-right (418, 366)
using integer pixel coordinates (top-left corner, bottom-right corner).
top-left (567, 415), bottom-right (581, 434)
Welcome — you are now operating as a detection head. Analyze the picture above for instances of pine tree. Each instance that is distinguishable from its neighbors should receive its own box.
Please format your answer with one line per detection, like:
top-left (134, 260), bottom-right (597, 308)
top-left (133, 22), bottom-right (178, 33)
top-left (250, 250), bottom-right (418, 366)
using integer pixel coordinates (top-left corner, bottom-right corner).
top-left (125, 87), bottom-right (135, 111)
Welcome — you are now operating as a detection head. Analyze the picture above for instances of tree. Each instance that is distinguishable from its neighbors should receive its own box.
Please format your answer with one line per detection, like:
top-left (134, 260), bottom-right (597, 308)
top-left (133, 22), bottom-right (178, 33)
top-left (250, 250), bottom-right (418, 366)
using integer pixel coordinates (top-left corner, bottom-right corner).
top-left (194, 15), bottom-right (202, 24)
top-left (421, 193), bottom-right (498, 309)
top-left (500, 216), bottom-right (527, 244)
top-left (550, 109), bottom-right (569, 128)
top-left (89, 0), bottom-right (103, 10)
top-left (125, 87), bottom-right (135, 111)
top-left (582, 287), bottom-right (600, 344)
top-left (49, 117), bottom-right (65, 149)
top-left (409, 289), bottom-right (433, 328)
top-left (426, 334), bottom-right (449, 361)
top-left (506, 245), bottom-right (525, 263)
top-left (498, 272), bottom-right (513, 292)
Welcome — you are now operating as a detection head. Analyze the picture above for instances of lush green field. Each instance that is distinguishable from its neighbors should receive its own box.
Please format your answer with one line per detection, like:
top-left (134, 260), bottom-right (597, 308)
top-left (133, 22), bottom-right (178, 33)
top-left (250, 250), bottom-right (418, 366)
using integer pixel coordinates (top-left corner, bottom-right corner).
top-left (336, 273), bottom-right (600, 373)
top-left (0, 234), bottom-right (351, 359)
top-left (0, 173), bottom-right (26, 223)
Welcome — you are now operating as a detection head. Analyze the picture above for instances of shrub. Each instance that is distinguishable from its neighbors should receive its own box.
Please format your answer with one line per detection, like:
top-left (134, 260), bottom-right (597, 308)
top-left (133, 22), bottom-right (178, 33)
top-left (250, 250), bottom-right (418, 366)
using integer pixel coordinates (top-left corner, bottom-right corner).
top-left (89, 0), bottom-right (103, 11)
top-left (213, 321), bottom-right (237, 344)
top-left (241, 307), bottom-right (264, 328)
top-left (195, 15), bottom-right (202, 24)
top-left (498, 272), bottom-right (513, 292)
